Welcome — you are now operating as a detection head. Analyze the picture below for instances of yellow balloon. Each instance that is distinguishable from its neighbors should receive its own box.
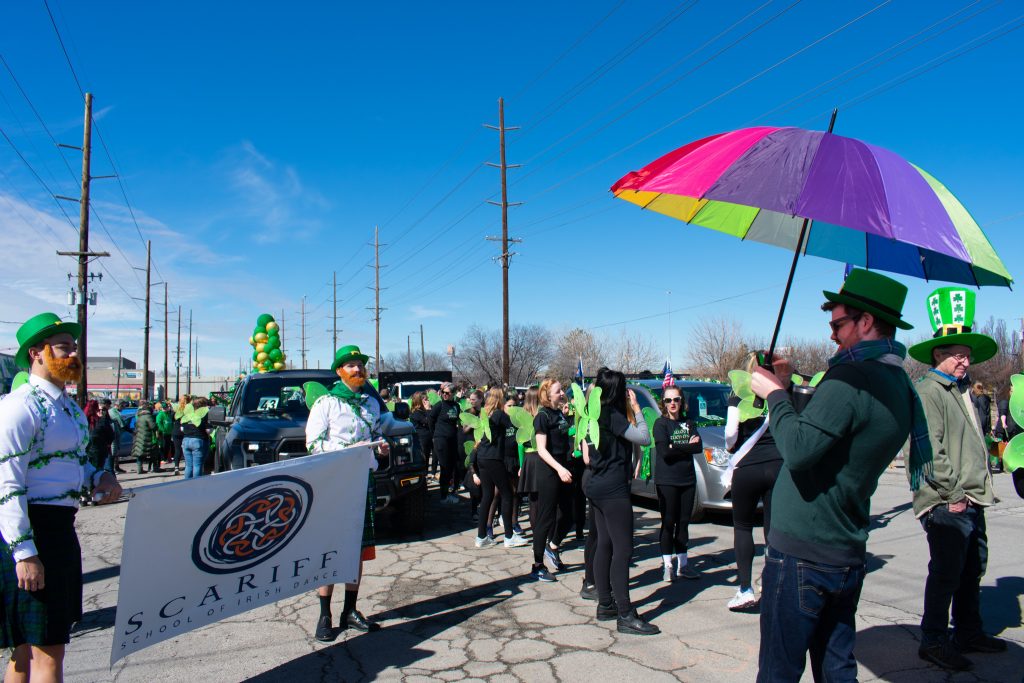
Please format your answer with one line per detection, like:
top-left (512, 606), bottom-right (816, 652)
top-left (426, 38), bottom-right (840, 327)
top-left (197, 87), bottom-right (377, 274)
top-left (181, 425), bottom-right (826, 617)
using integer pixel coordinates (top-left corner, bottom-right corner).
top-left (248, 336), bottom-right (255, 346)
top-left (256, 351), bottom-right (268, 362)
top-left (266, 321), bottom-right (278, 332)
top-left (272, 361), bottom-right (285, 370)
top-left (255, 343), bottom-right (266, 353)
top-left (255, 332), bottom-right (269, 343)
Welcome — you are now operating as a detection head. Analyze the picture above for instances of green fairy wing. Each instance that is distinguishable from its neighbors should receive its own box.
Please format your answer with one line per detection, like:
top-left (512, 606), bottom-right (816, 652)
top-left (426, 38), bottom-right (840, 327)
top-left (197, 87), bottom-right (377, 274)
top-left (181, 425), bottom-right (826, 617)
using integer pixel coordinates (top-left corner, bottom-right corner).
top-left (638, 406), bottom-right (658, 480)
top-left (385, 401), bottom-right (395, 412)
top-left (808, 371), bottom-right (826, 388)
top-left (11, 371), bottom-right (30, 392)
top-left (1010, 375), bottom-right (1024, 426)
top-left (728, 369), bottom-right (765, 421)
top-left (508, 407), bottom-right (535, 444)
top-left (459, 411), bottom-right (481, 432)
top-left (459, 398), bottom-right (470, 411)
top-left (585, 386), bottom-right (602, 448)
top-left (302, 381), bottom-right (329, 409)
top-left (478, 408), bottom-right (491, 443)
top-left (427, 390), bottom-right (440, 406)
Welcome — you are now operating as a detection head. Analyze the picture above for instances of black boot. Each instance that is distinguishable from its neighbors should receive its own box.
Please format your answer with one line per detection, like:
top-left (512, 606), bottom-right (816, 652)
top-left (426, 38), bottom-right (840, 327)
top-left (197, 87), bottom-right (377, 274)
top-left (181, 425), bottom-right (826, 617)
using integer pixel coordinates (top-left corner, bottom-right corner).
top-left (617, 609), bottom-right (660, 635)
top-left (340, 588), bottom-right (379, 632)
top-left (596, 599), bottom-right (618, 622)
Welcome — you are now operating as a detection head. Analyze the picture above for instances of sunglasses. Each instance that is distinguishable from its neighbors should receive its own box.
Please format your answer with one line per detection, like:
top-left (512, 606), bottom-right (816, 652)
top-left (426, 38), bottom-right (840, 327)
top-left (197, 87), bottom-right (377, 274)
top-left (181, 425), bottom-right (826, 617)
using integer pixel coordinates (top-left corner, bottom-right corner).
top-left (828, 314), bottom-right (862, 334)
top-left (664, 397), bottom-right (682, 403)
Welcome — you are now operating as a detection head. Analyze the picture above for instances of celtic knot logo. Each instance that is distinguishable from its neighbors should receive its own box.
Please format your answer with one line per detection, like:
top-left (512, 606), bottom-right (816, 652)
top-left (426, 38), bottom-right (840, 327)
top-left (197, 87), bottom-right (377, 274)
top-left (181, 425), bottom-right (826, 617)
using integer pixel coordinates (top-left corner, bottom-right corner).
top-left (192, 476), bottom-right (313, 574)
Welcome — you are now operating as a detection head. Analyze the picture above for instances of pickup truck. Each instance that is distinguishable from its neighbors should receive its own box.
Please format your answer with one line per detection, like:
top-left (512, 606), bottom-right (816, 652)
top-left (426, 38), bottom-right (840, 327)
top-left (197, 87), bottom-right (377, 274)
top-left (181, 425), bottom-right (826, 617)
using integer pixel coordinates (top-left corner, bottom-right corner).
top-left (207, 369), bottom-right (426, 533)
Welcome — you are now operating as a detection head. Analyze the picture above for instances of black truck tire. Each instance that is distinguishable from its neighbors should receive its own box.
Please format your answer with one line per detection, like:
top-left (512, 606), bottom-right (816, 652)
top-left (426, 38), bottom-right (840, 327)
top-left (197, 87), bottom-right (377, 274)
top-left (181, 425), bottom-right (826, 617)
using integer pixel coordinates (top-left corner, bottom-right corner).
top-left (396, 486), bottom-right (426, 535)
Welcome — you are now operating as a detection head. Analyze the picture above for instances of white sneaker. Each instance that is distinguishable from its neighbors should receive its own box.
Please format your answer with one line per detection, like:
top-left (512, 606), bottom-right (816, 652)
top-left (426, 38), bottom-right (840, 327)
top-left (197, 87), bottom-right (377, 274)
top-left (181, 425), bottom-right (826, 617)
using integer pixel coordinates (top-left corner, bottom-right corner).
top-left (727, 588), bottom-right (758, 611)
top-left (504, 533), bottom-right (529, 548)
top-left (663, 564), bottom-right (673, 583)
top-left (475, 536), bottom-right (498, 548)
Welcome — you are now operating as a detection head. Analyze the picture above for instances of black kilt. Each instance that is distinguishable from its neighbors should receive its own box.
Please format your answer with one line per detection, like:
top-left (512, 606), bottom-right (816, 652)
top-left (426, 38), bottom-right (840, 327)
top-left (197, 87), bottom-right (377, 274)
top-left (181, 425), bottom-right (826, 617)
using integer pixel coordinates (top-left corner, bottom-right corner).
top-left (0, 505), bottom-right (82, 647)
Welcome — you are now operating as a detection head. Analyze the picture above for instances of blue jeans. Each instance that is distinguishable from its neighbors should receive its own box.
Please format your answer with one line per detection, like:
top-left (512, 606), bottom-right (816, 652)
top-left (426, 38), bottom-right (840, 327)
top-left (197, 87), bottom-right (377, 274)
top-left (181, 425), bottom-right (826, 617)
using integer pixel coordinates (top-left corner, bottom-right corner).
top-left (757, 546), bottom-right (865, 683)
top-left (182, 437), bottom-right (205, 479)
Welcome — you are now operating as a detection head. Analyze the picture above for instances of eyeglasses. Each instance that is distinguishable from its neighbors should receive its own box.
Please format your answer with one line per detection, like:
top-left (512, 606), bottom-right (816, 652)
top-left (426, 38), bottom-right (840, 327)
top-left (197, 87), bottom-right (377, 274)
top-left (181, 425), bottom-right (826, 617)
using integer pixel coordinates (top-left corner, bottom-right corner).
top-left (664, 397), bottom-right (682, 403)
top-left (441, 391), bottom-right (451, 396)
top-left (941, 351), bottom-right (970, 362)
top-left (828, 314), bottom-right (862, 334)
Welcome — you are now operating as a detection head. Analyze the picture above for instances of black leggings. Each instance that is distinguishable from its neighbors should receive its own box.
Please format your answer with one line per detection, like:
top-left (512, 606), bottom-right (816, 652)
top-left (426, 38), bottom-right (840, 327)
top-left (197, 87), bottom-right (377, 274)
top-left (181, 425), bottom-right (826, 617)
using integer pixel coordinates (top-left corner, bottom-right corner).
top-left (567, 460), bottom-right (587, 540)
top-left (656, 483), bottom-right (696, 555)
top-left (531, 466), bottom-right (573, 564)
top-left (433, 435), bottom-right (458, 498)
top-left (478, 459), bottom-right (514, 539)
top-left (418, 434), bottom-right (435, 475)
top-left (592, 496), bottom-right (634, 617)
top-left (731, 459), bottom-right (782, 590)
top-left (584, 496), bottom-right (597, 585)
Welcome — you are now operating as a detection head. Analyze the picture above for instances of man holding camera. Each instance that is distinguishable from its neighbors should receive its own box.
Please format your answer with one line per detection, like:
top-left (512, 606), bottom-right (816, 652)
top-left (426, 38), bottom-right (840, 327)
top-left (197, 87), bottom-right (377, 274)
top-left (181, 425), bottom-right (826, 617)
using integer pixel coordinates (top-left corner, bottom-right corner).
top-left (750, 269), bottom-right (931, 682)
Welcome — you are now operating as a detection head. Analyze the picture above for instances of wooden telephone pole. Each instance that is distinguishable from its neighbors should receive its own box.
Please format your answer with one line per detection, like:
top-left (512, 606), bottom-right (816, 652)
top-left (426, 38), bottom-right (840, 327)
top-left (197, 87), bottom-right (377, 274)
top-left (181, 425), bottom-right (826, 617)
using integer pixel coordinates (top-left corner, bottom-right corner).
top-left (368, 227), bottom-right (386, 378)
top-left (485, 98), bottom-right (521, 386)
top-left (163, 282), bottom-right (169, 401)
top-left (300, 296), bottom-right (308, 369)
top-left (55, 93), bottom-right (108, 407)
top-left (328, 271), bottom-right (342, 352)
top-left (142, 240), bottom-right (151, 400)
top-left (174, 305), bottom-right (181, 399)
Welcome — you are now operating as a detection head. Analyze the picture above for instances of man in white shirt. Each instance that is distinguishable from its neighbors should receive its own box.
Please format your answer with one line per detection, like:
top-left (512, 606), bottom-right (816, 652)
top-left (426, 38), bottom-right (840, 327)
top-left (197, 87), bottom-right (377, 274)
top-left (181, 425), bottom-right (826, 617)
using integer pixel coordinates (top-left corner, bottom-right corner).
top-left (0, 312), bottom-right (121, 682)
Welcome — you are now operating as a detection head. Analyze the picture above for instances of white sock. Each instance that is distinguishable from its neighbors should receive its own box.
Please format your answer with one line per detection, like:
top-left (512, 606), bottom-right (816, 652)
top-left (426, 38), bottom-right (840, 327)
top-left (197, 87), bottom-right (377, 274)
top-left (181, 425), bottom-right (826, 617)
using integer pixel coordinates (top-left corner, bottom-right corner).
top-left (662, 554), bottom-right (673, 569)
top-left (677, 553), bottom-right (688, 568)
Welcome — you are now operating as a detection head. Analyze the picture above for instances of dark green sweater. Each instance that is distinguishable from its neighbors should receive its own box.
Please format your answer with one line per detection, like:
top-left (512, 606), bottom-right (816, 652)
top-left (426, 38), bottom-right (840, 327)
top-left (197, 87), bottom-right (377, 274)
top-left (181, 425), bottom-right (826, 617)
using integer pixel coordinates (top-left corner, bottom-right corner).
top-left (765, 360), bottom-right (915, 566)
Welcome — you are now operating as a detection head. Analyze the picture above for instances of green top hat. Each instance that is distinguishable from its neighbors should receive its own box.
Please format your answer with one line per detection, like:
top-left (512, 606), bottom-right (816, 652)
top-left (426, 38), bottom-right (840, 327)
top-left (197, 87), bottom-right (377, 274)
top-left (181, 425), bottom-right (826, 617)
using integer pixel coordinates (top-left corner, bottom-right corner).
top-left (15, 312), bottom-right (82, 369)
top-left (331, 344), bottom-right (370, 370)
top-left (908, 287), bottom-right (998, 365)
top-left (822, 268), bottom-right (913, 331)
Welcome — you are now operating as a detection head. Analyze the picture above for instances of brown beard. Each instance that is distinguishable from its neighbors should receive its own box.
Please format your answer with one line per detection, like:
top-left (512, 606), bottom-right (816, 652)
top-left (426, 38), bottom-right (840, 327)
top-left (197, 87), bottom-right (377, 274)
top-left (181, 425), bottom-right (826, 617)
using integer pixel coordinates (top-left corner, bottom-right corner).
top-left (337, 366), bottom-right (366, 391)
top-left (42, 346), bottom-right (82, 384)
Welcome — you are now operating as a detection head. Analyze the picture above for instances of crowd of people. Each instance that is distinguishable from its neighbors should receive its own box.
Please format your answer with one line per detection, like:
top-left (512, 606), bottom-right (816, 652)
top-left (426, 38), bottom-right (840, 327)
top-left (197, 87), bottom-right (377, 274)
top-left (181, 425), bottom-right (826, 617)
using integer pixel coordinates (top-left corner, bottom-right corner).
top-left (0, 266), bottom-right (1018, 681)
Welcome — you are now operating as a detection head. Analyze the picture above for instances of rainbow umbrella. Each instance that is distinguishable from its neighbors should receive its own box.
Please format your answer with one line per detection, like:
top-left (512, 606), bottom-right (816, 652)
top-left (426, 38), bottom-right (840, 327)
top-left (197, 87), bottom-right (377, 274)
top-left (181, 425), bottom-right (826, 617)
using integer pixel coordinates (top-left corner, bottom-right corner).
top-left (611, 125), bottom-right (1012, 289)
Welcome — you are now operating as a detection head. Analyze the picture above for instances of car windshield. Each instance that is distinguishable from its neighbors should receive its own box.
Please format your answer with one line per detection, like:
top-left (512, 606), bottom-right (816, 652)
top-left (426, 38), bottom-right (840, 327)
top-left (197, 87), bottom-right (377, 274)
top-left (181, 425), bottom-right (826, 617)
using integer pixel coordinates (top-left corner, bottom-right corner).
top-left (241, 380), bottom-right (315, 417)
top-left (397, 383), bottom-right (441, 400)
top-left (636, 384), bottom-right (731, 426)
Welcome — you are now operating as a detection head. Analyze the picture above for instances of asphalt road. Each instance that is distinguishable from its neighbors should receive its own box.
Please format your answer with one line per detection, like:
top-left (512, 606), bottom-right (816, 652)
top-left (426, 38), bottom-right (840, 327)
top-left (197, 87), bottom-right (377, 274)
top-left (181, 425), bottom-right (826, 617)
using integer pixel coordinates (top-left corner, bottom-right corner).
top-left (13, 466), bottom-right (1024, 682)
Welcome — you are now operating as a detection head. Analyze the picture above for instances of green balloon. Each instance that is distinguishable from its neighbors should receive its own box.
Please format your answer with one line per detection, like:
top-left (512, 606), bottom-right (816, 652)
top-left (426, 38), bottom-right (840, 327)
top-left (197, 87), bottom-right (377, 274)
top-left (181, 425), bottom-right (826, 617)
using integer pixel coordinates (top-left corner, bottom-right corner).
top-left (257, 313), bottom-right (274, 327)
top-left (252, 351), bottom-right (258, 361)
top-left (266, 337), bottom-right (280, 350)
top-left (269, 348), bottom-right (283, 361)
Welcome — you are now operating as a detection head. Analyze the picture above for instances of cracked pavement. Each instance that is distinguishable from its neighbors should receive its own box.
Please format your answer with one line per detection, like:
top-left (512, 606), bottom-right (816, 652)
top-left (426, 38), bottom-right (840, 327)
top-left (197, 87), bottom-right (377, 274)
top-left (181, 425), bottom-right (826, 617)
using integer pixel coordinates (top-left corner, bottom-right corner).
top-left (8, 468), bottom-right (1022, 682)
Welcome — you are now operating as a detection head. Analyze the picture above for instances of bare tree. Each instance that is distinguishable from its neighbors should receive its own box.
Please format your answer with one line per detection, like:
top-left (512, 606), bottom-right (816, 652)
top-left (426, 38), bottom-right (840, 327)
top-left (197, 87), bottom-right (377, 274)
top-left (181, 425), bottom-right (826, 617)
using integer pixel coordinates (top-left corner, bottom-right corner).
top-left (385, 350), bottom-right (452, 372)
top-left (608, 328), bottom-right (663, 374)
top-left (549, 328), bottom-right (605, 381)
top-left (687, 316), bottom-right (753, 381)
top-left (780, 337), bottom-right (833, 377)
top-left (457, 324), bottom-right (552, 386)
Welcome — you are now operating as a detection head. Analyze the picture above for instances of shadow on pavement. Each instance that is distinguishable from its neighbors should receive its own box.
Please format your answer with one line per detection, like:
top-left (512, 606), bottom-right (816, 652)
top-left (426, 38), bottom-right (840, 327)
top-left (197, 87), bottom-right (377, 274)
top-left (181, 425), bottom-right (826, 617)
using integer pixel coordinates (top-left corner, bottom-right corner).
top-left (869, 501), bottom-right (913, 531)
top-left (247, 575), bottom-right (526, 682)
top-left (857, 623), bottom-right (1024, 682)
top-left (82, 564), bottom-right (121, 584)
top-left (72, 605), bottom-right (117, 635)
top-left (981, 576), bottom-right (1024, 635)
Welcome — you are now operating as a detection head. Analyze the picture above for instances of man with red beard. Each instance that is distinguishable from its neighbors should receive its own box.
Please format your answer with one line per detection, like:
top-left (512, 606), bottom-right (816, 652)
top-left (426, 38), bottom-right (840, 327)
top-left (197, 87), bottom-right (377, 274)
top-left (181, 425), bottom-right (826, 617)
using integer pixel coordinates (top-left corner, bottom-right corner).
top-left (305, 344), bottom-right (395, 642)
top-left (0, 313), bottom-right (122, 682)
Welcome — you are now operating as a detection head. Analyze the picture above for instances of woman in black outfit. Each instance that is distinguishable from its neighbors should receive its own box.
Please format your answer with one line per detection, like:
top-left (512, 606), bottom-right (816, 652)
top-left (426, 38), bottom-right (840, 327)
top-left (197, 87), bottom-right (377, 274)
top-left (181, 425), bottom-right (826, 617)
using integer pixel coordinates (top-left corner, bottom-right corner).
top-left (529, 379), bottom-right (574, 582)
top-left (409, 392), bottom-right (435, 478)
top-left (723, 352), bottom-right (785, 611)
top-left (472, 388), bottom-right (529, 548)
top-left (429, 383), bottom-right (461, 503)
top-left (588, 369), bottom-right (657, 635)
top-left (653, 384), bottom-right (703, 583)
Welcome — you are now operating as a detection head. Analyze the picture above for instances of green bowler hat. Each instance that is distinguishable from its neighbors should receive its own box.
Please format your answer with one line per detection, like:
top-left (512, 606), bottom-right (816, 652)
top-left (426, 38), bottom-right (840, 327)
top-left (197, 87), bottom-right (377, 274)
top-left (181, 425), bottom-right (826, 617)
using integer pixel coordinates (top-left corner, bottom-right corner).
top-left (15, 312), bottom-right (82, 369)
top-left (331, 344), bottom-right (370, 370)
top-left (823, 268), bottom-right (913, 331)
top-left (908, 287), bottom-right (998, 365)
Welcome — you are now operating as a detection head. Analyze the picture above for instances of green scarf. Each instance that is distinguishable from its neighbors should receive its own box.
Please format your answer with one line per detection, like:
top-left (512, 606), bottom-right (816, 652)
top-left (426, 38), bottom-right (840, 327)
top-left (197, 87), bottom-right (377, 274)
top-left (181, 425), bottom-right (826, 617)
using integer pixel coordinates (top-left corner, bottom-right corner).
top-left (328, 380), bottom-right (374, 435)
top-left (827, 339), bottom-right (933, 491)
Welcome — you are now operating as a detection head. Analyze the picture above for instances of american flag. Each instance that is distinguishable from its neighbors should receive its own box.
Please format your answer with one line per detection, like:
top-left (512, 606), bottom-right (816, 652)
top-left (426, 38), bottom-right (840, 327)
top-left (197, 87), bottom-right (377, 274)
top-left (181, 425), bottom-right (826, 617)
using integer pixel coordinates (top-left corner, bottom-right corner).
top-left (662, 360), bottom-right (673, 388)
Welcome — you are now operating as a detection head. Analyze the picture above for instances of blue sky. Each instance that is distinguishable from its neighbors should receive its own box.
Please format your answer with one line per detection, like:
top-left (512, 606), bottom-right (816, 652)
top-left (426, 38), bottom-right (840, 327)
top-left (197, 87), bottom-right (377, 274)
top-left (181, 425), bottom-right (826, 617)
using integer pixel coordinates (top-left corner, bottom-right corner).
top-left (1, 0), bottom-right (1022, 378)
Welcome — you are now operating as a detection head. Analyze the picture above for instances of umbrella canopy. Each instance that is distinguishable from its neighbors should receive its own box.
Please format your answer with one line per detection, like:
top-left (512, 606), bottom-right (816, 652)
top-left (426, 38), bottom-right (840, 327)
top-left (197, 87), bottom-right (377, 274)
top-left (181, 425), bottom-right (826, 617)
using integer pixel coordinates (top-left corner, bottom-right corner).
top-left (611, 126), bottom-right (1012, 288)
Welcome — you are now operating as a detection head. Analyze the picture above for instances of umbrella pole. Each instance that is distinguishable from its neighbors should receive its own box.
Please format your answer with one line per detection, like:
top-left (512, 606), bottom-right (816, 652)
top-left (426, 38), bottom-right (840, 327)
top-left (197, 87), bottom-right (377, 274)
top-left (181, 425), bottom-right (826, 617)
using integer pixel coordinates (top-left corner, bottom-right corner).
top-left (755, 108), bottom-right (838, 407)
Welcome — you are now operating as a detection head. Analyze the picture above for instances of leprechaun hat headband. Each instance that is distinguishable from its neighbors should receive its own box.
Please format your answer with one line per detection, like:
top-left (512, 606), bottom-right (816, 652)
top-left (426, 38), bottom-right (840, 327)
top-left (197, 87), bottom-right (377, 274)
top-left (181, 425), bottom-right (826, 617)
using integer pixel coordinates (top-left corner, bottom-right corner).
top-left (908, 287), bottom-right (998, 364)
top-left (15, 312), bottom-right (81, 369)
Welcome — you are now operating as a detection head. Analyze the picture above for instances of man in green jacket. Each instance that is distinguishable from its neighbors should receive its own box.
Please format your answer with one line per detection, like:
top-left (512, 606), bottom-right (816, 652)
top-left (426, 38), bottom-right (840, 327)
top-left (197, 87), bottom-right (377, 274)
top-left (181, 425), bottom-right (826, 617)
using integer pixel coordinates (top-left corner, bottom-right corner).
top-left (751, 269), bottom-right (931, 682)
top-left (908, 287), bottom-right (1005, 671)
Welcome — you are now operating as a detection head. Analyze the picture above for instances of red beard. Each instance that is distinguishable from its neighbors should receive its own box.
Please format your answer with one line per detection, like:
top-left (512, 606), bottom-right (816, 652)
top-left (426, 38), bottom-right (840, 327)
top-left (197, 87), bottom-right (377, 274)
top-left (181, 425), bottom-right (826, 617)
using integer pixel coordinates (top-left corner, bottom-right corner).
top-left (43, 346), bottom-right (82, 384)
top-left (337, 366), bottom-right (366, 391)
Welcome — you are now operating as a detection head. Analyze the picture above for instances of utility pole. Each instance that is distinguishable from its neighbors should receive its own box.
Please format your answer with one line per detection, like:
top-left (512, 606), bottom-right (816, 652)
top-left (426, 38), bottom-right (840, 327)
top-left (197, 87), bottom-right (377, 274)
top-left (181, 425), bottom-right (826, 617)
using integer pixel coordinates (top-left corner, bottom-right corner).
top-left (186, 309), bottom-right (192, 395)
top-left (300, 296), bottom-right (308, 369)
top-left (142, 240), bottom-right (151, 400)
top-left (195, 338), bottom-right (199, 378)
top-left (174, 305), bottom-right (181, 399)
top-left (163, 283), bottom-right (169, 402)
top-left (420, 324), bottom-right (425, 371)
top-left (330, 271), bottom-right (340, 352)
top-left (114, 348), bottom-right (121, 400)
top-left (485, 97), bottom-right (521, 386)
top-left (367, 226), bottom-right (386, 378)
top-left (407, 333), bottom-right (413, 370)
top-left (55, 92), bottom-right (108, 407)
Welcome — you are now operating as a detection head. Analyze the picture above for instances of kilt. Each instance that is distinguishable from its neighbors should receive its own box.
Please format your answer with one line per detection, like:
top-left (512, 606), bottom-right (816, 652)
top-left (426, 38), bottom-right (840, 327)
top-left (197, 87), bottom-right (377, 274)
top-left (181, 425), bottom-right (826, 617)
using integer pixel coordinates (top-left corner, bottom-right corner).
top-left (0, 505), bottom-right (82, 647)
top-left (517, 450), bottom-right (541, 494)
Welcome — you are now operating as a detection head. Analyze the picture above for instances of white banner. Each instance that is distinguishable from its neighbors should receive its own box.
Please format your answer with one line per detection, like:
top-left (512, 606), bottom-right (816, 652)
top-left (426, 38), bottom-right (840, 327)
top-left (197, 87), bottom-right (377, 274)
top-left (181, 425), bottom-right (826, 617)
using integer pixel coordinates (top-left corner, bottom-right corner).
top-left (111, 446), bottom-right (373, 665)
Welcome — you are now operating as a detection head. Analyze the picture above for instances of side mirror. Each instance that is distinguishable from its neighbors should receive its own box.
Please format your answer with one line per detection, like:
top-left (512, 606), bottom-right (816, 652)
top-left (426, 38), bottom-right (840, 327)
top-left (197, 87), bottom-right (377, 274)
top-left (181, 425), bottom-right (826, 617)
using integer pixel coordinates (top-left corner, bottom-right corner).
top-left (208, 405), bottom-right (228, 427)
top-left (392, 401), bottom-right (410, 420)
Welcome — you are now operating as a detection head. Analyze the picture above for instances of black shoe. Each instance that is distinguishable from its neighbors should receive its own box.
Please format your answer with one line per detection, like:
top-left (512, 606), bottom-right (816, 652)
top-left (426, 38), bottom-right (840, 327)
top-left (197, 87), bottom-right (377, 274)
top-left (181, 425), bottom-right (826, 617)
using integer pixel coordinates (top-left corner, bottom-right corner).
top-left (596, 600), bottom-right (619, 622)
top-left (314, 615), bottom-right (336, 642)
top-left (617, 609), bottom-right (660, 635)
top-left (954, 632), bottom-right (1007, 654)
top-left (919, 642), bottom-right (972, 671)
top-left (530, 564), bottom-right (557, 582)
top-left (579, 582), bottom-right (597, 601)
top-left (341, 609), bottom-right (379, 632)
